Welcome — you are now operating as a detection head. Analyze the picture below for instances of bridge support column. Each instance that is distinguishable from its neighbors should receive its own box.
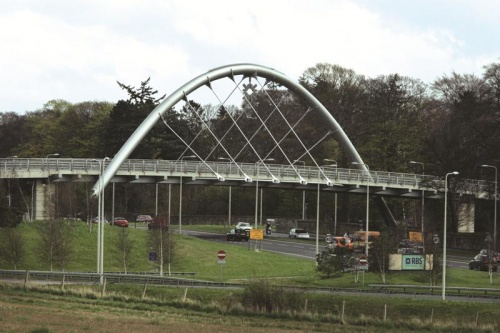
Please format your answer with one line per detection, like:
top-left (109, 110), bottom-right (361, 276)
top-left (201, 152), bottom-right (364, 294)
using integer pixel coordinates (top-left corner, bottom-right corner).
top-left (457, 200), bottom-right (475, 233)
top-left (34, 180), bottom-right (55, 221)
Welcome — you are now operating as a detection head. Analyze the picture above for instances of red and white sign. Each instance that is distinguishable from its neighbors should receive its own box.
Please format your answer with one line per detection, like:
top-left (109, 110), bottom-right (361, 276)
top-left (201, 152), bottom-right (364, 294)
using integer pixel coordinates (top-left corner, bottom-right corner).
top-left (217, 250), bottom-right (226, 260)
top-left (359, 255), bottom-right (368, 270)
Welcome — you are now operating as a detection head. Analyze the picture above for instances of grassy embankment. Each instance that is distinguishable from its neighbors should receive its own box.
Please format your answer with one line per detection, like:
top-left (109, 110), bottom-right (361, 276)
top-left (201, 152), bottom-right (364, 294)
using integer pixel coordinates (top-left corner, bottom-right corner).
top-left (2, 222), bottom-right (500, 332)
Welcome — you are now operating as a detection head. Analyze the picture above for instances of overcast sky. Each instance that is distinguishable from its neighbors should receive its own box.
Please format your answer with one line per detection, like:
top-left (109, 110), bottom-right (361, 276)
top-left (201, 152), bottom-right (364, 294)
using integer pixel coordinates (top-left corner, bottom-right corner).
top-left (1, 0), bottom-right (499, 114)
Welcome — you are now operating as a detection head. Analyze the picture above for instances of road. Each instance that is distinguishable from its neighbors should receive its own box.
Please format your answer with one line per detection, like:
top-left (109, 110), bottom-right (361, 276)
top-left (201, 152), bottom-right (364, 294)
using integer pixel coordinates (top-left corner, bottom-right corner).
top-left (185, 230), bottom-right (318, 261)
top-left (183, 230), bottom-right (477, 270)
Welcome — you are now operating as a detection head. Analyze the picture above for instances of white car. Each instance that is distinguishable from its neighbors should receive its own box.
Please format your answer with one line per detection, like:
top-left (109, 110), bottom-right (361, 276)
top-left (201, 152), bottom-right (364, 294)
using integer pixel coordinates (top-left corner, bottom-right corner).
top-left (289, 228), bottom-right (310, 239)
top-left (235, 222), bottom-right (253, 231)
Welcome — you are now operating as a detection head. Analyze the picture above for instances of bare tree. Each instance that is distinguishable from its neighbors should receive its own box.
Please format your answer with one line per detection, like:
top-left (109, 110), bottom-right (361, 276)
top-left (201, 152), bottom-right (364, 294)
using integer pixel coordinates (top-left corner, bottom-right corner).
top-left (148, 225), bottom-right (175, 275)
top-left (0, 227), bottom-right (25, 269)
top-left (38, 220), bottom-right (73, 271)
top-left (113, 228), bottom-right (136, 273)
top-left (370, 228), bottom-right (399, 283)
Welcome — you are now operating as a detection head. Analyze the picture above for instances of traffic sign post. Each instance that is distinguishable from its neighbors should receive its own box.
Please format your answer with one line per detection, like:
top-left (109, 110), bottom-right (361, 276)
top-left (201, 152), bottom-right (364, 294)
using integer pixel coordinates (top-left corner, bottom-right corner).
top-left (358, 255), bottom-right (368, 287)
top-left (325, 234), bottom-right (333, 243)
top-left (217, 250), bottom-right (226, 284)
top-left (217, 250), bottom-right (226, 260)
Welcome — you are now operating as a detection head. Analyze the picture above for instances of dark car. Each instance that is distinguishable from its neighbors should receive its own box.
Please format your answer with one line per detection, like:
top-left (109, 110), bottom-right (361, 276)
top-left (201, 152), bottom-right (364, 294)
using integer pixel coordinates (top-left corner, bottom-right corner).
top-left (113, 217), bottom-right (129, 228)
top-left (469, 254), bottom-right (498, 272)
top-left (226, 228), bottom-right (249, 241)
top-left (148, 217), bottom-right (169, 230)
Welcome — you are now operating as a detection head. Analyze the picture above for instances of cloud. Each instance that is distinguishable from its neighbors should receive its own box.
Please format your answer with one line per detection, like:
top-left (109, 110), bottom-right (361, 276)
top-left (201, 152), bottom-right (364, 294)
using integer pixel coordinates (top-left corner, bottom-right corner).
top-left (1, 0), bottom-right (498, 113)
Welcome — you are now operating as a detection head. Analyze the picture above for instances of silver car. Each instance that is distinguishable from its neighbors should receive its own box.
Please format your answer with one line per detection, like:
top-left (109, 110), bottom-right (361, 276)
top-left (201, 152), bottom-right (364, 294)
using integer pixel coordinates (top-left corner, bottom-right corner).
top-left (289, 228), bottom-right (310, 239)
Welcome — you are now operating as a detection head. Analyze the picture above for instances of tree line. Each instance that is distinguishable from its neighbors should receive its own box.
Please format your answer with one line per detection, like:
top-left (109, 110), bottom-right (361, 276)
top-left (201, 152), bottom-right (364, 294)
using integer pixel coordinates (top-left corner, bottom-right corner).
top-left (1, 63), bottom-right (500, 235)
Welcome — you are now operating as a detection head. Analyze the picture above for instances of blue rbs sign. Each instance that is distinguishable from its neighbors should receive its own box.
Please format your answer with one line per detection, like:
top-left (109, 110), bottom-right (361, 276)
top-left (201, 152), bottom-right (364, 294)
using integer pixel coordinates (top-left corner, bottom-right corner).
top-left (402, 255), bottom-right (425, 270)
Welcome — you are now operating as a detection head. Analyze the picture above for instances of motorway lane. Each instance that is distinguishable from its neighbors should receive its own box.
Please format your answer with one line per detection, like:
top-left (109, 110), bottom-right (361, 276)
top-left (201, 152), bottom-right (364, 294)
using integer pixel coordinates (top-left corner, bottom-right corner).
top-left (169, 229), bottom-right (480, 270)
top-left (185, 230), bottom-right (319, 261)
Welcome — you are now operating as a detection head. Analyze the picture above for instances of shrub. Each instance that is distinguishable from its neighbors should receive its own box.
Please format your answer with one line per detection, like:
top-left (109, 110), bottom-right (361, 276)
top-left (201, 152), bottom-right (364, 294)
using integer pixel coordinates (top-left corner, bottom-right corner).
top-left (241, 279), bottom-right (304, 313)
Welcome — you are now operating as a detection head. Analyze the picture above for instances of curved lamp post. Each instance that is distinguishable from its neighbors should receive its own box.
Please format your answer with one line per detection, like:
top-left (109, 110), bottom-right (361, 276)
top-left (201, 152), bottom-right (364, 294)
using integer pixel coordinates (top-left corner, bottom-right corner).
top-left (442, 171), bottom-right (458, 300)
top-left (481, 165), bottom-right (497, 250)
top-left (352, 162), bottom-right (370, 256)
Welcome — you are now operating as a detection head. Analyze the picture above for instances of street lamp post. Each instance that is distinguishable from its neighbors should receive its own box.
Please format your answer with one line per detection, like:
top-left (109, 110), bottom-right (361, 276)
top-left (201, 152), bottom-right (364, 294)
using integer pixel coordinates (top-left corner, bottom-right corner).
top-left (324, 159), bottom-right (338, 235)
top-left (99, 157), bottom-right (109, 284)
top-left (45, 153), bottom-right (59, 220)
top-left (6, 156), bottom-right (17, 207)
top-left (316, 168), bottom-right (321, 259)
top-left (352, 162), bottom-right (370, 256)
top-left (179, 155), bottom-right (196, 234)
top-left (442, 171), bottom-right (459, 300)
top-left (410, 161), bottom-right (425, 253)
top-left (481, 165), bottom-right (498, 250)
top-left (91, 159), bottom-right (102, 276)
top-left (218, 158), bottom-right (232, 227)
top-left (255, 158), bottom-right (274, 228)
top-left (294, 160), bottom-right (306, 220)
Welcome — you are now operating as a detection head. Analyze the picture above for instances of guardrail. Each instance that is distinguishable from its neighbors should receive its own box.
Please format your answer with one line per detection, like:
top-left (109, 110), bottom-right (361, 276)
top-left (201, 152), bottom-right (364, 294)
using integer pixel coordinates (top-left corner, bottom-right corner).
top-left (369, 284), bottom-right (500, 297)
top-left (0, 270), bottom-right (225, 287)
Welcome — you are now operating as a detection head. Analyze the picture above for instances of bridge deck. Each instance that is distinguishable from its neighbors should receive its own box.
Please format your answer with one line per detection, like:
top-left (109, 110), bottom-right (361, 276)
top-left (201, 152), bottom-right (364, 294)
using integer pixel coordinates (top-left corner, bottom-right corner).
top-left (0, 158), bottom-right (492, 199)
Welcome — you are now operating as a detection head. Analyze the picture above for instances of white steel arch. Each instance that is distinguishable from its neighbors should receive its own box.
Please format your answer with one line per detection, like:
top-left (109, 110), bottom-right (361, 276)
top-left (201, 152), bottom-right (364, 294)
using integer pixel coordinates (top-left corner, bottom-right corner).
top-left (92, 63), bottom-right (396, 225)
top-left (93, 63), bottom-right (365, 194)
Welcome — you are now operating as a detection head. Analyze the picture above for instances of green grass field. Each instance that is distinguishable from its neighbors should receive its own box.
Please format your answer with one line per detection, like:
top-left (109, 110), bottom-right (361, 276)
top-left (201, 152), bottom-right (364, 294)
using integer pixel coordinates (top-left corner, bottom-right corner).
top-left (2, 222), bottom-right (500, 290)
top-left (3, 222), bottom-right (500, 332)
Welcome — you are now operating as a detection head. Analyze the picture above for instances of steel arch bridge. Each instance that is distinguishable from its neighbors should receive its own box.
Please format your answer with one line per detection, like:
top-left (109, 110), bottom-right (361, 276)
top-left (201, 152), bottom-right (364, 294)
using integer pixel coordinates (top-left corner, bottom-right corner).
top-left (91, 63), bottom-right (402, 225)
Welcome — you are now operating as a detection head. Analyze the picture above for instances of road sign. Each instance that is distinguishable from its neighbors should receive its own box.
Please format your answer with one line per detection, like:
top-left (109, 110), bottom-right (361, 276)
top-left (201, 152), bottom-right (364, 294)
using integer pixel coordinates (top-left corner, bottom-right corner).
top-left (325, 234), bottom-right (333, 243)
top-left (148, 252), bottom-right (157, 261)
top-left (433, 234), bottom-right (440, 244)
top-left (358, 255), bottom-right (368, 270)
top-left (217, 250), bottom-right (226, 260)
top-left (250, 229), bottom-right (264, 240)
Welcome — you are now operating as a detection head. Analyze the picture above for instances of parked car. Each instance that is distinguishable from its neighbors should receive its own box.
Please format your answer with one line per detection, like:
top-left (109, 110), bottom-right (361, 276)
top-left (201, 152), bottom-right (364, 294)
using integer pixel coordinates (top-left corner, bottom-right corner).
top-left (136, 214), bottom-right (153, 223)
top-left (148, 217), bottom-right (169, 230)
top-left (235, 222), bottom-right (253, 231)
top-left (113, 217), bottom-right (129, 228)
top-left (469, 254), bottom-right (498, 271)
top-left (91, 217), bottom-right (108, 223)
top-left (226, 228), bottom-right (250, 241)
top-left (289, 228), bottom-right (310, 239)
top-left (479, 249), bottom-right (500, 262)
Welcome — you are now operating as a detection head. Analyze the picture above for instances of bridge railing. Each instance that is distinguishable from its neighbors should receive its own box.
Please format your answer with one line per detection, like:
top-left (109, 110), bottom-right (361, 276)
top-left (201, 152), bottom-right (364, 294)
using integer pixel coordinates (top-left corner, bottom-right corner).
top-left (0, 158), bottom-right (494, 195)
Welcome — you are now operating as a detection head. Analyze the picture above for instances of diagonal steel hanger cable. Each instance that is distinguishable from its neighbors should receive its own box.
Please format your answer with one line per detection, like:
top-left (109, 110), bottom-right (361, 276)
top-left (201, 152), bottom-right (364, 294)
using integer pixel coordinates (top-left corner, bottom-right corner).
top-left (191, 76), bottom-right (278, 182)
top-left (283, 131), bottom-right (335, 185)
top-left (236, 78), bottom-right (304, 183)
top-left (261, 107), bottom-right (312, 161)
top-left (180, 93), bottom-right (252, 181)
top-left (202, 76), bottom-right (274, 165)
top-left (229, 86), bottom-right (291, 161)
top-left (174, 76), bottom-right (247, 162)
top-left (256, 79), bottom-right (334, 184)
top-left (201, 76), bottom-right (251, 161)
top-left (159, 113), bottom-right (225, 181)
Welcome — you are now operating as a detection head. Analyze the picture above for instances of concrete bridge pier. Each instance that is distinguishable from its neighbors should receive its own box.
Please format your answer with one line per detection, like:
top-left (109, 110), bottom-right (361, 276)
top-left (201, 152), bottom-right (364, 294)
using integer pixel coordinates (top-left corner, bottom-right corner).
top-left (457, 200), bottom-right (475, 233)
top-left (33, 179), bottom-right (56, 221)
